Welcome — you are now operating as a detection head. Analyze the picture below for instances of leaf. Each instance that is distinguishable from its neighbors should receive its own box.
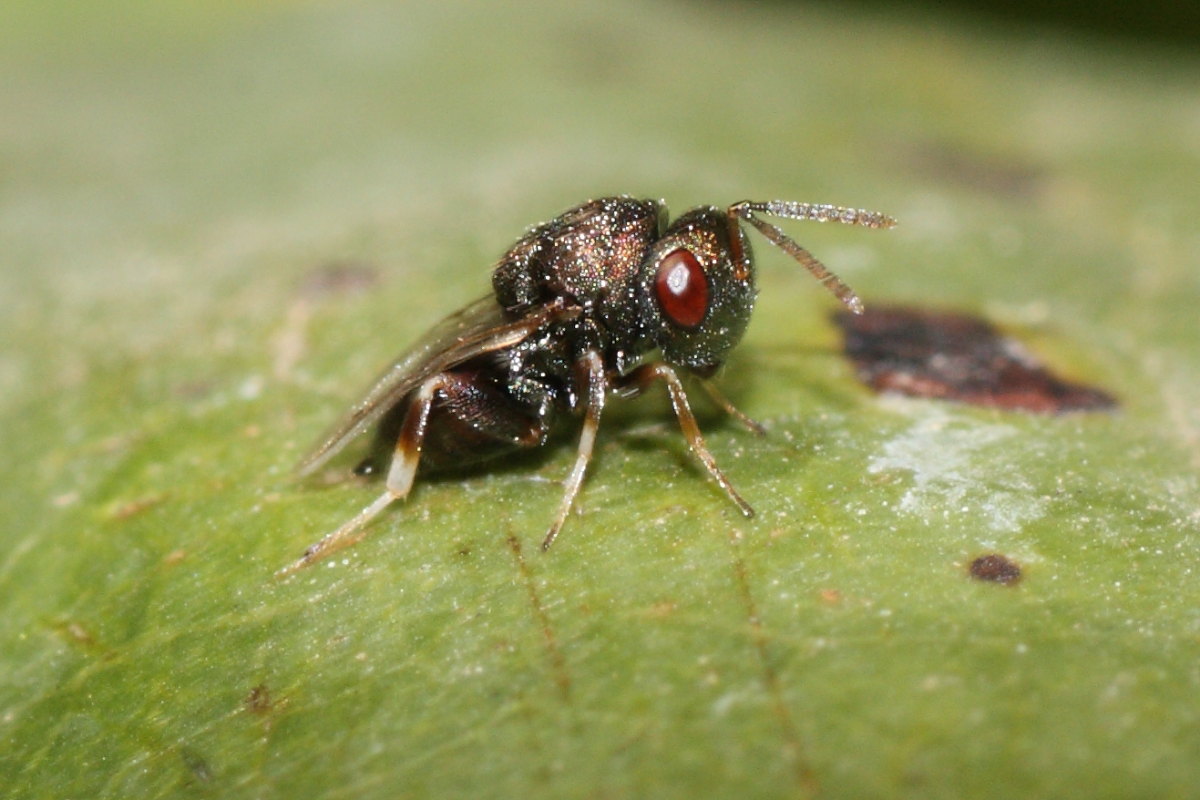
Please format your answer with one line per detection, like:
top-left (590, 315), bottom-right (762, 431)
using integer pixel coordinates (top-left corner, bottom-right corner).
top-left (2, 1), bottom-right (1198, 798)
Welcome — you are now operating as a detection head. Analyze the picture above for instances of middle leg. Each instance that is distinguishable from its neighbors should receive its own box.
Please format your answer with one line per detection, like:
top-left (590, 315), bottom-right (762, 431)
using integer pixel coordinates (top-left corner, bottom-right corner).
top-left (541, 349), bottom-right (607, 550)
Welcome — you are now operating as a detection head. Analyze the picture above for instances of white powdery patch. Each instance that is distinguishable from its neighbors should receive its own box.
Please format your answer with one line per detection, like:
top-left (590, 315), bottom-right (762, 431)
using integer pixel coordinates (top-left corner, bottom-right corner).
top-left (867, 405), bottom-right (1046, 532)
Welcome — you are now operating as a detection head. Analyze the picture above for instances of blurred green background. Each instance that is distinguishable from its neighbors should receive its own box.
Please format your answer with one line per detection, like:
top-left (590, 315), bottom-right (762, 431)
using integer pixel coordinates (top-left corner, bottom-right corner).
top-left (2, 1), bottom-right (1198, 798)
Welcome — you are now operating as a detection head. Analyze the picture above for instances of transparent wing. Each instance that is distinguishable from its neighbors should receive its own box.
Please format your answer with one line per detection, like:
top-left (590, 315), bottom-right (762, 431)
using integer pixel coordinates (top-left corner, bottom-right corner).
top-left (296, 296), bottom-right (572, 475)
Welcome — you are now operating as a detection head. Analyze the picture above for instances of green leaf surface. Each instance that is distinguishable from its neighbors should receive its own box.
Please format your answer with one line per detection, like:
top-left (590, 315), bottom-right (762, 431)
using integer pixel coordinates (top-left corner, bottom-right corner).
top-left (2, 1), bottom-right (1198, 798)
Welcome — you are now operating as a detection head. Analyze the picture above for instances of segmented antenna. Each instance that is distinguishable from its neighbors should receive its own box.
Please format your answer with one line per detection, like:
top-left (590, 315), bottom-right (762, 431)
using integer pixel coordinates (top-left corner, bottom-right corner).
top-left (729, 201), bottom-right (897, 315)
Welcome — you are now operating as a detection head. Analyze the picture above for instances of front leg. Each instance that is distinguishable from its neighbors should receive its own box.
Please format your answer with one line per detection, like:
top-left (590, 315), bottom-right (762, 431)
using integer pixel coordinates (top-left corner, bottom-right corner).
top-left (695, 378), bottom-right (767, 436)
top-left (617, 362), bottom-right (755, 518)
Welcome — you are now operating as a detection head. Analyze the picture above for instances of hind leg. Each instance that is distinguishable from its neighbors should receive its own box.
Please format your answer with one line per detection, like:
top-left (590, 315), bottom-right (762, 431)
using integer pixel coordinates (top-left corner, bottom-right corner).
top-left (280, 370), bottom-right (553, 577)
top-left (277, 374), bottom-right (446, 577)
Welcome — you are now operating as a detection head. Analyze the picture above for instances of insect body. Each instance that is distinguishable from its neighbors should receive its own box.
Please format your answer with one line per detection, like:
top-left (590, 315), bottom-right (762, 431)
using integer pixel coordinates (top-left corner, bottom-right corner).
top-left (282, 198), bottom-right (895, 575)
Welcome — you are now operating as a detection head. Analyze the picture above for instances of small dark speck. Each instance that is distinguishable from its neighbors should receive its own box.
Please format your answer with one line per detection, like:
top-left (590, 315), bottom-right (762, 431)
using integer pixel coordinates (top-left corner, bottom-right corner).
top-left (969, 554), bottom-right (1022, 585)
top-left (244, 684), bottom-right (273, 715)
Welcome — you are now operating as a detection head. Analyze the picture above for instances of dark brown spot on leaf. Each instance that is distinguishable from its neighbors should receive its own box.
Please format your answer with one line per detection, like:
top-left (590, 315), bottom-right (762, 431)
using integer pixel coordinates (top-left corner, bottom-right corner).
top-left (969, 553), bottom-right (1023, 585)
top-left (244, 684), bottom-right (274, 715)
top-left (833, 306), bottom-right (1116, 413)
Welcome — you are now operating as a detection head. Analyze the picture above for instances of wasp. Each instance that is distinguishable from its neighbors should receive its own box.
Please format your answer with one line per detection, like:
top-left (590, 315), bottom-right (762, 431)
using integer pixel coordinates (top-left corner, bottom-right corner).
top-left (280, 198), bottom-right (895, 576)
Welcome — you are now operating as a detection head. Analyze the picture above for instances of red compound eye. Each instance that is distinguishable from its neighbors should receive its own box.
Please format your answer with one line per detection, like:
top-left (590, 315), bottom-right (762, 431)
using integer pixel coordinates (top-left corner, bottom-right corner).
top-left (655, 248), bottom-right (708, 329)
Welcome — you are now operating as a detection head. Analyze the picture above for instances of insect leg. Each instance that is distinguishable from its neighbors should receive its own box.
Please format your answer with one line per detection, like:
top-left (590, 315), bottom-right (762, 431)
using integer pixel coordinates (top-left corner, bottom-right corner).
top-left (277, 374), bottom-right (445, 577)
top-left (620, 363), bottom-right (755, 518)
top-left (541, 350), bottom-right (607, 551)
top-left (695, 378), bottom-right (767, 436)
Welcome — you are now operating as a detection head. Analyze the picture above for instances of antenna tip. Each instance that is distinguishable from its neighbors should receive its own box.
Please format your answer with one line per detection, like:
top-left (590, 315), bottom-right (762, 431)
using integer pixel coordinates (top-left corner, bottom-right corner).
top-left (855, 209), bottom-right (897, 229)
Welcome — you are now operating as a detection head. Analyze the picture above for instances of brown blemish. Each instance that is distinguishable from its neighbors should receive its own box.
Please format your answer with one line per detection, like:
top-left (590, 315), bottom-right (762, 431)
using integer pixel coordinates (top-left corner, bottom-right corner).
top-left (243, 684), bottom-right (275, 715)
top-left (106, 493), bottom-right (166, 521)
top-left (242, 683), bottom-right (289, 738)
top-left (507, 535), bottom-right (571, 700)
top-left (50, 619), bottom-right (115, 660)
top-left (818, 588), bottom-right (842, 606)
top-left (969, 553), bottom-right (1023, 585)
top-left (834, 306), bottom-right (1116, 413)
top-left (62, 621), bottom-right (96, 647)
